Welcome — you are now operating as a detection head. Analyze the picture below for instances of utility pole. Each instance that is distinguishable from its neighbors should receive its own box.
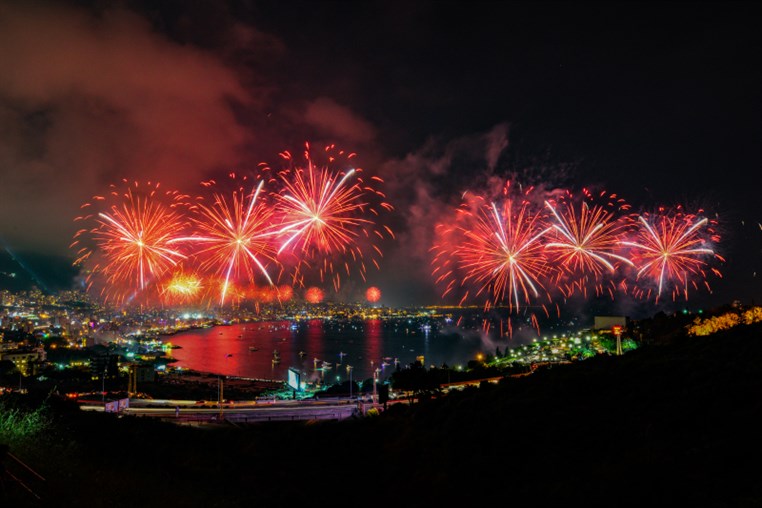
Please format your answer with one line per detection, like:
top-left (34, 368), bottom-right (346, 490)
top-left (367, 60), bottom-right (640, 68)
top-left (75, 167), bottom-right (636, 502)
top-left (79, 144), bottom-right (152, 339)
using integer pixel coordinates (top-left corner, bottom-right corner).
top-left (218, 376), bottom-right (224, 419)
top-left (346, 365), bottom-right (353, 400)
top-left (127, 364), bottom-right (137, 397)
top-left (613, 326), bottom-right (623, 356)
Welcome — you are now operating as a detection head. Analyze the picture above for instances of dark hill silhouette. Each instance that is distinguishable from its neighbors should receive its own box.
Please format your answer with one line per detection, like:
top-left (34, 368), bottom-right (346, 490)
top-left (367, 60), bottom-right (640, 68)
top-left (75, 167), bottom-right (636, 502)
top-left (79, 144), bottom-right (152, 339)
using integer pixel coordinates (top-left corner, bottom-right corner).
top-left (3, 320), bottom-right (760, 507)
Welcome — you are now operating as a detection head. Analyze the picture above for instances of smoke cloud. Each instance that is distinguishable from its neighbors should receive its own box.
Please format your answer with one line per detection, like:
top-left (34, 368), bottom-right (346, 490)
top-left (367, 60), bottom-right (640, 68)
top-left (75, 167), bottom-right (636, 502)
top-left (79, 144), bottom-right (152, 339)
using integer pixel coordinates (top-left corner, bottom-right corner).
top-left (0, 2), bottom-right (253, 253)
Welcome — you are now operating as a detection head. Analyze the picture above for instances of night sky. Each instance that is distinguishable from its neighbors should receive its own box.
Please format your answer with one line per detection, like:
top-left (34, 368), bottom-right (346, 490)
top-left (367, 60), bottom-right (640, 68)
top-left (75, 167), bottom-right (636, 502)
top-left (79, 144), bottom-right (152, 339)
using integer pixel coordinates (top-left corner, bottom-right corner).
top-left (0, 1), bottom-right (759, 315)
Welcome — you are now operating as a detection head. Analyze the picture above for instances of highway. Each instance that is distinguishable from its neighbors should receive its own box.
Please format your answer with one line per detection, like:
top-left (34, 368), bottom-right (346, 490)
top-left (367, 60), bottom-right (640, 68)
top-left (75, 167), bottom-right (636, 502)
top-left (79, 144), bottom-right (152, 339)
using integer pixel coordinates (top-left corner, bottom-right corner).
top-left (79, 398), bottom-right (372, 425)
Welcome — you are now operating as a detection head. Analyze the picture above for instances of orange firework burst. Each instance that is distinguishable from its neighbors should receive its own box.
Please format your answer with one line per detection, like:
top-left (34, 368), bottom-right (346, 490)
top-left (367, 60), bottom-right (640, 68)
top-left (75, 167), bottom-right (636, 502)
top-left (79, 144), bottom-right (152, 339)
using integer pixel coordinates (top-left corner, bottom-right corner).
top-left (178, 173), bottom-right (279, 306)
top-left (161, 271), bottom-right (203, 304)
top-left (276, 284), bottom-right (294, 302)
top-left (249, 283), bottom-right (294, 304)
top-left (71, 180), bottom-right (189, 306)
top-left (365, 286), bottom-right (381, 303)
top-left (272, 143), bottom-right (394, 292)
top-left (622, 206), bottom-right (723, 302)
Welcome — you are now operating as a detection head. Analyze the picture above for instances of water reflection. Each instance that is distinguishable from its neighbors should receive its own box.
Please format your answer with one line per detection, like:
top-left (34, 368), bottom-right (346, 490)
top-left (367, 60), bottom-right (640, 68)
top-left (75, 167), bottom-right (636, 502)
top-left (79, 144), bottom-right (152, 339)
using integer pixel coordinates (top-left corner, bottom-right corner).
top-left (167, 318), bottom-right (491, 382)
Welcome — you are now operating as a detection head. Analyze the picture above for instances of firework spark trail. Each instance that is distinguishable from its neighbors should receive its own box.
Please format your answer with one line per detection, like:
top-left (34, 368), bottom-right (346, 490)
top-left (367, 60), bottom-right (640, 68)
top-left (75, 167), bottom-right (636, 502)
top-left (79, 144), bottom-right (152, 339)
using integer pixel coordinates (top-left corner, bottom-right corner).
top-left (71, 180), bottom-right (188, 306)
top-left (174, 177), bottom-right (279, 306)
top-left (622, 212), bottom-right (720, 302)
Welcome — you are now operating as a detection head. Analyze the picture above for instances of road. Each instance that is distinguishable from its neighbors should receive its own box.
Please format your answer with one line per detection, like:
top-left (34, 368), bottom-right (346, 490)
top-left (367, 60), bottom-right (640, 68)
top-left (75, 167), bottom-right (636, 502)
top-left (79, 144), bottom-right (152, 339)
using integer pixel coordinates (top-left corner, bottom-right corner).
top-left (79, 397), bottom-right (372, 425)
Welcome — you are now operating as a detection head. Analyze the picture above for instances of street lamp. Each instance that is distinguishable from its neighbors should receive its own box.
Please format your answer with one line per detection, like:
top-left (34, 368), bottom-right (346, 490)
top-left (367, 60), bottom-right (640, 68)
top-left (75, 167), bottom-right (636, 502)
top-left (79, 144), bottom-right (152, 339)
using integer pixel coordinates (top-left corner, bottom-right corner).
top-left (101, 366), bottom-right (107, 403)
top-left (346, 365), bottom-right (353, 400)
top-left (219, 354), bottom-right (231, 418)
top-left (373, 368), bottom-right (380, 403)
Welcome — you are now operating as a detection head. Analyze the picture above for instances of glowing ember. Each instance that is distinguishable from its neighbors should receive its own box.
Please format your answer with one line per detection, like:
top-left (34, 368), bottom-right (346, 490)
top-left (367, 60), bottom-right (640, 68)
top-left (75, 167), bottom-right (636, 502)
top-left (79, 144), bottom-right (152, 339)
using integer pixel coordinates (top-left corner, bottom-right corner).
top-left (305, 286), bottom-right (324, 303)
top-left (365, 286), bottom-right (381, 303)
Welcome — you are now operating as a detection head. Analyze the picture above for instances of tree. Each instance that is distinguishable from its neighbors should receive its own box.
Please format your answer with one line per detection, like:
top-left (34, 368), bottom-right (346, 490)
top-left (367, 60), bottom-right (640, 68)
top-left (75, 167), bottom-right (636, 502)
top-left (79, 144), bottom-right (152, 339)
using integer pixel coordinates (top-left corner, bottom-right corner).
top-left (0, 360), bottom-right (19, 378)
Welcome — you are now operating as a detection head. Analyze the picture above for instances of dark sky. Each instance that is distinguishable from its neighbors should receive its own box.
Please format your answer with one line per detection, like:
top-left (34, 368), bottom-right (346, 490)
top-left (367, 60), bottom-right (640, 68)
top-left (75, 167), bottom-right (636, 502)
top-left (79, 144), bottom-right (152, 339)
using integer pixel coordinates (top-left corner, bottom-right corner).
top-left (0, 0), bottom-right (759, 314)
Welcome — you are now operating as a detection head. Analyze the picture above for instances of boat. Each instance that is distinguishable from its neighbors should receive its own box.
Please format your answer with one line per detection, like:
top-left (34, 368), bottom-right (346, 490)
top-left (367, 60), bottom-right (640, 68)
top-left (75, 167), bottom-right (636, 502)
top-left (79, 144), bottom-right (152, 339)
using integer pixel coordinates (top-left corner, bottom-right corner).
top-left (249, 346), bottom-right (259, 352)
top-left (272, 349), bottom-right (281, 364)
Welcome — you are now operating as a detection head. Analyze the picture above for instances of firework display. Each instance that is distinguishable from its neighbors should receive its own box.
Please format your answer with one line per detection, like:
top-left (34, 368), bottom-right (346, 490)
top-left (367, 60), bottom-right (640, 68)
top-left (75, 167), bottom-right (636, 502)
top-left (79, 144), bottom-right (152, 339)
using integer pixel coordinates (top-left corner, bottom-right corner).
top-left (271, 143), bottom-right (394, 292)
top-left (71, 180), bottom-right (190, 306)
top-left (72, 152), bottom-right (723, 315)
top-left (433, 181), bottom-right (723, 315)
top-left (162, 271), bottom-right (203, 303)
top-left (176, 173), bottom-right (278, 306)
top-left (445, 186), bottom-right (552, 312)
top-left (622, 207), bottom-right (724, 303)
top-left (544, 189), bottom-right (635, 299)
top-left (71, 146), bottom-right (392, 309)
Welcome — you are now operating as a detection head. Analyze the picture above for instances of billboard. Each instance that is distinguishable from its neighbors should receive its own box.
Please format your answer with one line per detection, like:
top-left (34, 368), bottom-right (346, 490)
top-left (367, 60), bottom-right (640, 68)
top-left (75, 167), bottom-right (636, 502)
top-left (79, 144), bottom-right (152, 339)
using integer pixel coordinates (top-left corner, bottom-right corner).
top-left (104, 398), bottom-right (129, 413)
top-left (594, 316), bottom-right (627, 330)
top-left (287, 368), bottom-right (301, 391)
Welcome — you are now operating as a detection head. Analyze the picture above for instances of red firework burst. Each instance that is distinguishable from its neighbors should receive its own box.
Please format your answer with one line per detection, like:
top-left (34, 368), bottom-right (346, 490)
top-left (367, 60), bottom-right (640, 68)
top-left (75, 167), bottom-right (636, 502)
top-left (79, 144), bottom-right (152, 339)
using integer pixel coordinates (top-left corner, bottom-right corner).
top-left (276, 284), bottom-right (294, 302)
top-left (71, 180), bottom-right (189, 306)
top-left (271, 143), bottom-right (394, 292)
top-left (366, 286), bottom-right (381, 303)
top-left (621, 207), bottom-right (723, 302)
top-left (178, 173), bottom-right (279, 306)
top-left (305, 286), bottom-right (324, 303)
top-left (433, 182), bottom-right (553, 312)
top-left (544, 189), bottom-right (635, 298)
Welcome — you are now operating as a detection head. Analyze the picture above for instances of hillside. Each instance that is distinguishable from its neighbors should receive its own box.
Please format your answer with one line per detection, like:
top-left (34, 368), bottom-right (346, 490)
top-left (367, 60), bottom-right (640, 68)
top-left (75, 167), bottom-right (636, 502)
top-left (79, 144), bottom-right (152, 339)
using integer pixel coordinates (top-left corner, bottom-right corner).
top-left (2, 321), bottom-right (760, 507)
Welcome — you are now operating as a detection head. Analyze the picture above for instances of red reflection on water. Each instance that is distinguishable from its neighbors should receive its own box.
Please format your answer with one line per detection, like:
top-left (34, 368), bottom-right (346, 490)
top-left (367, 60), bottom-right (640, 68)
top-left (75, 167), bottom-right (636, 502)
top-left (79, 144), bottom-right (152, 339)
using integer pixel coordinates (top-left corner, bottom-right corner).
top-left (169, 322), bottom-right (295, 380)
top-left (305, 319), bottom-right (326, 382)
top-left (306, 319), bottom-right (324, 350)
top-left (364, 319), bottom-right (382, 379)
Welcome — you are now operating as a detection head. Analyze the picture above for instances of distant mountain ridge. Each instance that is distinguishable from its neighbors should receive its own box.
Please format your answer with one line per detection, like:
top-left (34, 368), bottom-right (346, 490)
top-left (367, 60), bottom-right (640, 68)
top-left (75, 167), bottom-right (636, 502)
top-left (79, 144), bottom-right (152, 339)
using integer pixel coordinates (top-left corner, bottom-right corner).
top-left (0, 249), bottom-right (77, 292)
